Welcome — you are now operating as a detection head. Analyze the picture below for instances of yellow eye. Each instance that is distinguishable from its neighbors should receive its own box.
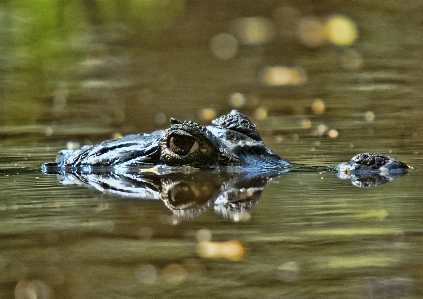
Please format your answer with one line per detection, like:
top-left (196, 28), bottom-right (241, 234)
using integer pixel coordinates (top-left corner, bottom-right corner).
top-left (168, 134), bottom-right (199, 156)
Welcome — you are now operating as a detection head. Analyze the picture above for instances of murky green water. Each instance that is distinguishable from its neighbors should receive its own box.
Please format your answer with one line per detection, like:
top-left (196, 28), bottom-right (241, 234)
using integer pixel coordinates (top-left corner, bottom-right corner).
top-left (1, 1), bottom-right (423, 298)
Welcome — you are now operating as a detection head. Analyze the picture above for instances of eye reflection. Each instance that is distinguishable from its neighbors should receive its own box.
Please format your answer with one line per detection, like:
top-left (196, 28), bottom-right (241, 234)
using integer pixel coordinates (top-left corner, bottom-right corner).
top-left (168, 182), bottom-right (199, 206)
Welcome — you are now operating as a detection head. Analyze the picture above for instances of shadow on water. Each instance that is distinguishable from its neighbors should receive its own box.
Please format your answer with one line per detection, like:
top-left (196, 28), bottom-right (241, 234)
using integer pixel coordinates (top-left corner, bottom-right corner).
top-left (1, 0), bottom-right (423, 298)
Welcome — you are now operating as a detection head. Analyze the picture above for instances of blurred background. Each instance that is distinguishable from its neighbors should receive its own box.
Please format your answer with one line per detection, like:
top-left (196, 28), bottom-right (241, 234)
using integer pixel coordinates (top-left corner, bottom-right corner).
top-left (1, 0), bottom-right (421, 151)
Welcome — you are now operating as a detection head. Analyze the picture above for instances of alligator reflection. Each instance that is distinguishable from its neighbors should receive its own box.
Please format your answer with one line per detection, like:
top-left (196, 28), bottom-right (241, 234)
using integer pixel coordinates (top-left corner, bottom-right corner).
top-left (336, 171), bottom-right (406, 188)
top-left (51, 167), bottom-right (406, 222)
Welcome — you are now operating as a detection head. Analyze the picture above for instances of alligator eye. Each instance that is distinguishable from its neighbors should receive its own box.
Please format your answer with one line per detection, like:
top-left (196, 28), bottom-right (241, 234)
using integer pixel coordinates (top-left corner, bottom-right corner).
top-left (168, 134), bottom-right (199, 156)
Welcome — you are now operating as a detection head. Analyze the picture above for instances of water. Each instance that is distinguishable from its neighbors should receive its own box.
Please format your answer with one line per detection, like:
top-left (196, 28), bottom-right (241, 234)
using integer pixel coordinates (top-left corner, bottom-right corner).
top-left (1, 1), bottom-right (423, 298)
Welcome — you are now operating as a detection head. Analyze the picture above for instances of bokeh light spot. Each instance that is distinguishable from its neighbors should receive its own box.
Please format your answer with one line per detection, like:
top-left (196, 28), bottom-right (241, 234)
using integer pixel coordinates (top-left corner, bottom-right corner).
top-left (301, 118), bottom-right (312, 129)
top-left (327, 129), bottom-right (339, 138)
top-left (154, 112), bottom-right (167, 125)
top-left (325, 15), bottom-right (358, 46)
top-left (66, 141), bottom-right (80, 150)
top-left (261, 66), bottom-right (290, 86)
top-left (277, 261), bottom-right (300, 282)
top-left (311, 99), bottom-right (325, 114)
top-left (135, 264), bottom-right (157, 285)
top-left (112, 132), bottom-right (122, 139)
top-left (314, 124), bottom-right (328, 137)
top-left (196, 228), bottom-right (212, 242)
top-left (210, 33), bottom-right (238, 60)
top-left (200, 108), bottom-right (217, 121)
top-left (260, 66), bottom-right (307, 86)
top-left (44, 127), bottom-right (53, 136)
top-left (364, 111), bottom-right (375, 122)
top-left (340, 48), bottom-right (363, 70)
top-left (197, 240), bottom-right (244, 260)
top-left (298, 17), bottom-right (326, 48)
top-left (254, 107), bottom-right (267, 120)
top-left (161, 263), bottom-right (187, 285)
top-left (289, 67), bottom-right (308, 85)
top-left (228, 92), bottom-right (247, 108)
top-left (232, 17), bottom-right (275, 45)
top-left (221, 240), bottom-right (244, 260)
top-left (273, 5), bottom-right (301, 38)
top-left (183, 258), bottom-right (204, 279)
top-left (275, 135), bottom-right (284, 143)
top-left (15, 280), bottom-right (53, 299)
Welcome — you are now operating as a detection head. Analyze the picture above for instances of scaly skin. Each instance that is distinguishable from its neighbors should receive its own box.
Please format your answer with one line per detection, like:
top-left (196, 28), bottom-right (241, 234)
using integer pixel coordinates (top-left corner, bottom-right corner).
top-left (42, 110), bottom-right (409, 176)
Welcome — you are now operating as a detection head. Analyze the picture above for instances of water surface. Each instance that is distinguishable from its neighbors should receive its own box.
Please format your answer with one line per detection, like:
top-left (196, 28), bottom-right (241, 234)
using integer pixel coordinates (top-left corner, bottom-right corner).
top-left (1, 1), bottom-right (423, 298)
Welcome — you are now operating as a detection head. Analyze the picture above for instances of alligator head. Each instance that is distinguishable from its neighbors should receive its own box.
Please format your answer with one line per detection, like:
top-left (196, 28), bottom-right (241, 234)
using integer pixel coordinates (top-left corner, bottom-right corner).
top-left (40, 110), bottom-right (412, 223)
top-left (42, 110), bottom-right (410, 187)
top-left (42, 110), bottom-right (290, 173)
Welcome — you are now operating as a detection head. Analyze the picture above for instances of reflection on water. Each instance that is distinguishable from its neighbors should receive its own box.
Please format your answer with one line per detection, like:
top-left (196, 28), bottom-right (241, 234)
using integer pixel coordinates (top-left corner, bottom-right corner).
top-left (0, 162), bottom-right (421, 299)
top-left (1, 1), bottom-right (423, 298)
top-left (336, 171), bottom-right (406, 188)
top-left (47, 170), bottom-right (274, 223)
top-left (40, 164), bottom-right (409, 225)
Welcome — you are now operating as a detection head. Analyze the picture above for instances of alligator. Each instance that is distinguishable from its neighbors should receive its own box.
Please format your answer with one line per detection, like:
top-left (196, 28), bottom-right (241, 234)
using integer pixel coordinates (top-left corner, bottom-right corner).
top-left (42, 109), bottom-right (409, 176)
top-left (42, 110), bottom-right (410, 221)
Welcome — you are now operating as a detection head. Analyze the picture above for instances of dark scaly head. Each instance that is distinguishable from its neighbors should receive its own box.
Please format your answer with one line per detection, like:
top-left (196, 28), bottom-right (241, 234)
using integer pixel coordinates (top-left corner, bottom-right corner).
top-left (159, 117), bottom-right (238, 168)
top-left (212, 109), bottom-right (263, 141)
